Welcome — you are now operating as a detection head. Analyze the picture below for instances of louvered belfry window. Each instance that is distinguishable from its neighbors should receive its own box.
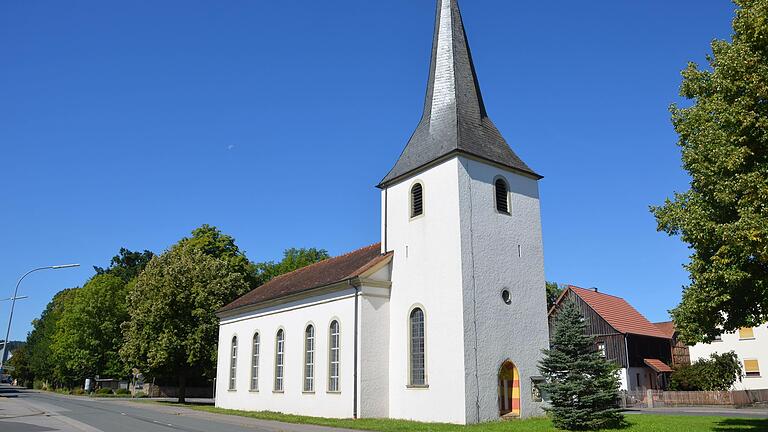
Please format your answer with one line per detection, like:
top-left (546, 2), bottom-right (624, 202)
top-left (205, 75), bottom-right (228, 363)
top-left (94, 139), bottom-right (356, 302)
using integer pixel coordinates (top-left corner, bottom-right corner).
top-left (411, 183), bottom-right (424, 218)
top-left (495, 178), bottom-right (509, 214)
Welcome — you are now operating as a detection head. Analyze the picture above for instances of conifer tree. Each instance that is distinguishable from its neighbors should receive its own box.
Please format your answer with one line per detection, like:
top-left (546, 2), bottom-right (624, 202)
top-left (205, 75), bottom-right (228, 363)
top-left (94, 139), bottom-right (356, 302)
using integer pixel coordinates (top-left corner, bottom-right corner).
top-left (539, 302), bottom-right (623, 430)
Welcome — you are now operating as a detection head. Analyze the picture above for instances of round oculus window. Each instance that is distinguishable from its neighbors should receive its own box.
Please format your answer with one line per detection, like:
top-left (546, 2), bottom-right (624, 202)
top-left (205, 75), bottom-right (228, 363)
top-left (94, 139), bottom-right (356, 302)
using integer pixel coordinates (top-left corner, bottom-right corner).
top-left (501, 289), bottom-right (512, 305)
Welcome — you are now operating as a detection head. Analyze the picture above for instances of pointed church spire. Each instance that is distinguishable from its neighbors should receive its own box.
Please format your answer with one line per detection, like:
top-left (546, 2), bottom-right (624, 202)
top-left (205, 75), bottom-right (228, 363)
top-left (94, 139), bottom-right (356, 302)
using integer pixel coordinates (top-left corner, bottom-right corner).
top-left (379, 0), bottom-right (540, 188)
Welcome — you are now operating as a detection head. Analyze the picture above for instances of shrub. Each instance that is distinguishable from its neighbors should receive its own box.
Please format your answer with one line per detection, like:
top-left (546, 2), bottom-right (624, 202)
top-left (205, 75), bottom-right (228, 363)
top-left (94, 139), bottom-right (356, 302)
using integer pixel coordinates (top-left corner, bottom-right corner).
top-left (115, 388), bottom-right (131, 395)
top-left (95, 388), bottom-right (113, 395)
top-left (134, 391), bottom-right (147, 398)
top-left (70, 388), bottom-right (86, 395)
top-left (670, 352), bottom-right (742, 391)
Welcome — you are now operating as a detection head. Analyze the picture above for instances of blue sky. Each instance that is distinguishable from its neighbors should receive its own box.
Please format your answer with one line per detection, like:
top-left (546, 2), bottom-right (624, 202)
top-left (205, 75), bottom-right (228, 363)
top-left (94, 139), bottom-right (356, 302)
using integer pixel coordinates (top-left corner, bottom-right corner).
top-left (0, 1), bottom-right (736, 341)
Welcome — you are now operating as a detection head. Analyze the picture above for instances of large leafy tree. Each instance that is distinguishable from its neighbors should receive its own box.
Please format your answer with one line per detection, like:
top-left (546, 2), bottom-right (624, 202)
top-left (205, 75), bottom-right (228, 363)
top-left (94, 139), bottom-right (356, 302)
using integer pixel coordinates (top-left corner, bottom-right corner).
top-left (539, 302), bottom-right (623, 430)
top-left (50, 274), bottom-right (130, 386)
top-left (7, 344), bottom-right (33, 387)
top-left (121, 236), bottom-right (251, 402)
top-left (94, 248), bottom-right (154, 282)
top-left (254, 247), bottom-right (330, 286)
top-left (182, 224), bottom-right (257, 286)
top-left (25, 288), bottom-right (79, 387)
top-left (652, 0), bottom-right (768, 343)
top-left (546, 281), bottom-right (564, 311)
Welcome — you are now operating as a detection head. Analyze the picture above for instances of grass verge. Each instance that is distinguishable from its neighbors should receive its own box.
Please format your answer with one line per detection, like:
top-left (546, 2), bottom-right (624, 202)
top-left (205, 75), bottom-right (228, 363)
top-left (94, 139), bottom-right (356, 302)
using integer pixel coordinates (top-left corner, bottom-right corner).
top-left (138, 403), bottom-right (768, 432)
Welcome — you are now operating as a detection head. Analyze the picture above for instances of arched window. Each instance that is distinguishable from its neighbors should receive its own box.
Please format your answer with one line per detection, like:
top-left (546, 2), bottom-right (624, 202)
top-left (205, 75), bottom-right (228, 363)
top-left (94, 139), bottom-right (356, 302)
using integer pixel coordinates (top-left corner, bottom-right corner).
top-left (409, 308), bottom-right (426, 386)
top-left (304, 325), bottom-right (315, 392)
top-left (411, 183), bottom-right (424, 218)
top-left (274, 329), bottom-right (285, 392)
top-left (229, 336), bottom-right (238, 390)
top-left (495, 177), bottom-right (510, 214)
top-left (328, 320), bottom-right (341, 392)
top-left (250, 333), bottom-right (260, 391)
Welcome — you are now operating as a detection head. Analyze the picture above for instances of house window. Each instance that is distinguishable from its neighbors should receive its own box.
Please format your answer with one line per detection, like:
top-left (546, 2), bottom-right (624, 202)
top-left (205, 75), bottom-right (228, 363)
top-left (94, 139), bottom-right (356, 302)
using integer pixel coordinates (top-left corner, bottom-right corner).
top-left (328, 320), bottom-right (340, 392)
top-left (411, 183), bottom-right (424, 218)
top-left (304, 325), bottom-right (315, 392)
top-left (739, 327), bottom-right (755, 340)
top-left (409, 307), bottom-right (426, 386)
top-left (274, 329), bottom-right (285, 392)
top-left (250, 333), bottom-right (260, 391)
top-left (495, 177), bottom-right (510, 214)
top-left (596, 342), bottom-right (606, 358)
top-left (745, 359), bottom-right (761, 378)
top-left (229, 336), bottom-right (238, 391)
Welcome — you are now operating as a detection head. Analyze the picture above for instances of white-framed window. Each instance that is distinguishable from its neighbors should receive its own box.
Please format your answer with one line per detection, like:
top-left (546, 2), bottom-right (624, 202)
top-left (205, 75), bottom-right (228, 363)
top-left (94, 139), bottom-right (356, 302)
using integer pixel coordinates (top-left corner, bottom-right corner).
top-left (274, 329), bottom-right (285, 392)
top-left (229, 336), bottom-right (238, 391)
top-left (250, 332), bottom-right (260, 391)
top-left (328, 320), bottom-right (340, 392)
top-left (410, 182), bottom-right (424, 218)
top-left (596, 342), bottom-right (606, 358)
top-left (409, 307), bottom-right (426, 386)
top-left (739, 327), bottom-right (755, 340)
top-left (304, 325), bottom-right (315, 392)
top-left (494, 177), bottom-right (510, 214)
top-left (745, 359), bottom-right (761, 378)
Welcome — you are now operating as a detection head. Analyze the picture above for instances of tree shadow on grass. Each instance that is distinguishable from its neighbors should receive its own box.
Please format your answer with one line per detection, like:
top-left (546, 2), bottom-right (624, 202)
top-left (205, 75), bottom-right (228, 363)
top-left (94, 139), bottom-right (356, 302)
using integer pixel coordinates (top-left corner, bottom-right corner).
top-left (713, 418), bottom-right (768, 432)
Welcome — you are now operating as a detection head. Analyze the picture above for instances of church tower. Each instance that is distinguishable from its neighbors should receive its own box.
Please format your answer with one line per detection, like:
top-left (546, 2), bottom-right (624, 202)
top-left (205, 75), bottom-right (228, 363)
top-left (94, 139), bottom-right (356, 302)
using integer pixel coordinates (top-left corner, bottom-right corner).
top-left (379, 0), bottom-right (549, 423)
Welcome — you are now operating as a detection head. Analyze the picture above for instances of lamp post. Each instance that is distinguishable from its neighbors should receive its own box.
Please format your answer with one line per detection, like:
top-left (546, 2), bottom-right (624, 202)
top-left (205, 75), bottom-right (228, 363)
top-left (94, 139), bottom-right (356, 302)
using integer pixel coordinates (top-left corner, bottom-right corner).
top-left (0, 264), bottom-right (80, 371)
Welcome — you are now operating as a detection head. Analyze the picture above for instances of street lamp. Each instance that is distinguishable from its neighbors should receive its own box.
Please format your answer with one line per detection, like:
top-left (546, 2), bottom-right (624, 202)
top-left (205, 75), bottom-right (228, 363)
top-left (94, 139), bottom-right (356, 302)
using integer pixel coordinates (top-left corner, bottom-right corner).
top-left (0, 264), bottom-right (80, 371)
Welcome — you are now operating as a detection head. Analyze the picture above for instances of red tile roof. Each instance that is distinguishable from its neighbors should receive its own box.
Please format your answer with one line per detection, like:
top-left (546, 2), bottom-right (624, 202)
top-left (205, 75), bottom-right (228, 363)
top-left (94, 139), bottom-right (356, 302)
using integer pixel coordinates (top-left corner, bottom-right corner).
top-left (653, 321), bottom-right (676, 339)
top-left (644, 358), bottom-right (674, 373)
top-left (568, 286), bottom-right (670, 339)
top-left (219, 243), bottom-right (391, 314)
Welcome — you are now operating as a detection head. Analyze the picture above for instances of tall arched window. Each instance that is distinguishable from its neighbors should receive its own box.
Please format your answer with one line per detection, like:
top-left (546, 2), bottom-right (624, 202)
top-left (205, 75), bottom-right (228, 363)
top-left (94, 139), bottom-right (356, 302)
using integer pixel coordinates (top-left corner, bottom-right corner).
top-left (411, 183), bottom-right (424, 218)
top-left (409, 308), bottom-right (426, 386)
top-left (250, 333), bottom-right (260, 391)
top-left (328, 320), bottom-right (341, 392)
top-left (229, 336), bottom-right (238, 390)
top-left (274, 329), bottom-right (285, 392)
top-left (304, 325), bottom-right (315, 392)
top-left (495, 177), bottom-right (510, 214)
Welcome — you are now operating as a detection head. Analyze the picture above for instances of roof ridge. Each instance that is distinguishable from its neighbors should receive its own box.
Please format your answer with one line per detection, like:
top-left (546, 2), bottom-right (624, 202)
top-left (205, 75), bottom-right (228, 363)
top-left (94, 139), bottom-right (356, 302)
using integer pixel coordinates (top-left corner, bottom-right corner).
top-left (568, 285), bottom-right (628, 301)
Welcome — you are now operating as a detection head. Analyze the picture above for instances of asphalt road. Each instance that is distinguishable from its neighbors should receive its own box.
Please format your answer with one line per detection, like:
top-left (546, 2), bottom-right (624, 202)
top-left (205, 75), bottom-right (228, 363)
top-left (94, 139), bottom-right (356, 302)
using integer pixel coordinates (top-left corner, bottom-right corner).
top-left (0, 385), bottom-right (352, 432)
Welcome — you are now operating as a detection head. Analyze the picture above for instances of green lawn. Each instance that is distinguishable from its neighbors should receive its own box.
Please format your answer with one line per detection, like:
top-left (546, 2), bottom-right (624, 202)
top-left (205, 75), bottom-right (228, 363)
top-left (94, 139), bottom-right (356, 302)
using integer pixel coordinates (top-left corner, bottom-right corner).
top-left (143, 403), bottom-right (768, 432)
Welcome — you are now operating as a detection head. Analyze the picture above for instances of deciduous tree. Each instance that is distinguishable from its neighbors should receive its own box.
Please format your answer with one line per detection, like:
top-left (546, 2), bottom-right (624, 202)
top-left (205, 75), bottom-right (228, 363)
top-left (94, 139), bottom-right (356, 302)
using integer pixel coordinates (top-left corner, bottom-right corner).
top-left (51, 274), bottom-right (130, 386)
top-left (120, 241), bottom-right (250, 403)
top-left (652, 0), bottom-right (768, 343)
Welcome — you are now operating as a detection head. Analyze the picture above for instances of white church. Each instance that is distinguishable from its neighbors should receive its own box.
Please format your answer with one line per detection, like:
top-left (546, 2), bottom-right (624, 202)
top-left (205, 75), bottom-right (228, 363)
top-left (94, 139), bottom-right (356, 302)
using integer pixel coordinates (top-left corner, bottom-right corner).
top-left (215, 0), bottom-right (549, 424)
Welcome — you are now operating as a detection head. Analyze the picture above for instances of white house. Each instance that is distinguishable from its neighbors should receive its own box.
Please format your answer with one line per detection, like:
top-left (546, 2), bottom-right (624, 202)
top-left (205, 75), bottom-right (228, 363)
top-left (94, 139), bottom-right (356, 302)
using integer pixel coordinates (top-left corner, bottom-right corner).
top-left (215, 0), bottom-right (550, 424)
top-left (689, 325), bottom-right (768, 390)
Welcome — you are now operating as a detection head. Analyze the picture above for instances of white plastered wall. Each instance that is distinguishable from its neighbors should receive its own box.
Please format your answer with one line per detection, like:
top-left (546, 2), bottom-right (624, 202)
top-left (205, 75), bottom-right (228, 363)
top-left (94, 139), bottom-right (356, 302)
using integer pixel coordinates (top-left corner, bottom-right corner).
top-left (382, 157), bottom-right (469, 424)
top-left (457, 157), bottom-right (549, 422)
top-left (689, 325), bottom-right (768, 390)
top-left (216, 290), bottom-right (356, 418)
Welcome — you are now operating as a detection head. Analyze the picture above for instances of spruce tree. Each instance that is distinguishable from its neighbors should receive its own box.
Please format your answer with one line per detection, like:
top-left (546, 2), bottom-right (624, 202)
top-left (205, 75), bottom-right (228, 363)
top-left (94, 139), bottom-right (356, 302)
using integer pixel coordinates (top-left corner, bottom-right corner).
top-left (539, 302), bottom-right (624, 430)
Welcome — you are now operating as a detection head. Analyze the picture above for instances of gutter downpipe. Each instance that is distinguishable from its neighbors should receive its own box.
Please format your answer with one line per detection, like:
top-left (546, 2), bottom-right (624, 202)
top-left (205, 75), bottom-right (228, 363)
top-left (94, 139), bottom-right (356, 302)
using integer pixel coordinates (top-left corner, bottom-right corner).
top-left (383, 188), bottom-right (388, 252)
top-left (349, 279), bottom-right (360, 419)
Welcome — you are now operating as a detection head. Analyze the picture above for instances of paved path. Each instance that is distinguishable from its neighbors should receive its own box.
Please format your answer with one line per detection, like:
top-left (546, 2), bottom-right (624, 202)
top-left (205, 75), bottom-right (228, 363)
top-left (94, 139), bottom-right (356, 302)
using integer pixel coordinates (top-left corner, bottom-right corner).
top-left (627, 406), bottom-right (768, 418)
top-left (0, 385), bottom-right (355, 432)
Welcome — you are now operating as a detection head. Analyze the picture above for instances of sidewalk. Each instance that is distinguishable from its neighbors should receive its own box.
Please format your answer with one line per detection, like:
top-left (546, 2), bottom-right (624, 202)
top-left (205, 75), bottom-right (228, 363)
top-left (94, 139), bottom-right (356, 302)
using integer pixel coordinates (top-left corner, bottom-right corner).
top-left (628, 406), bottom-right (768, 418)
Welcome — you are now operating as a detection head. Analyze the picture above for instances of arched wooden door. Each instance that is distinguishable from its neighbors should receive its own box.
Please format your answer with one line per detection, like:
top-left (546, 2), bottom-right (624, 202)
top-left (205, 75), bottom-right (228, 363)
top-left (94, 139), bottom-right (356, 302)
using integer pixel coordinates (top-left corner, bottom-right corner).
top-left (498, 360), bottom-right (520, 418)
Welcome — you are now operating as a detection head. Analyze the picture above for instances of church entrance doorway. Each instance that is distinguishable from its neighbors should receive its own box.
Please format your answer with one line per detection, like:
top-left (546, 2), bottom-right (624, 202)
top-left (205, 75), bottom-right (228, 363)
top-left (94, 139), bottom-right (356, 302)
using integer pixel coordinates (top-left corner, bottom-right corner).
top-left (498, 360), bottom-right (520, 418)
